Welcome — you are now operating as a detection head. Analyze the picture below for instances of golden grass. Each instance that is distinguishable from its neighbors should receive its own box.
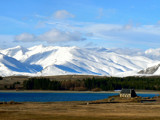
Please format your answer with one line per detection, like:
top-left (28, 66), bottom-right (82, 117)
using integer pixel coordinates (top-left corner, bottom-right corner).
top-left (0, 101), bottom-right (160, 120)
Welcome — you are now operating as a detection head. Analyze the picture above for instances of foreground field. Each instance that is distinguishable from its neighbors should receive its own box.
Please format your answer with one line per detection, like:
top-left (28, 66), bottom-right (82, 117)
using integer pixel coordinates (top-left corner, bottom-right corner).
top-left (0, 101), bottom-right (160, 120)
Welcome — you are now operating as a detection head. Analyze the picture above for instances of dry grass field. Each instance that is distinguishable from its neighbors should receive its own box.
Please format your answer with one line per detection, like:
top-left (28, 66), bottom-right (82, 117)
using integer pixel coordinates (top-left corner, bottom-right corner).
top-left (0, 75), bottom-right (160, 120)
top-left (0, 101), bottom-right (160, 120)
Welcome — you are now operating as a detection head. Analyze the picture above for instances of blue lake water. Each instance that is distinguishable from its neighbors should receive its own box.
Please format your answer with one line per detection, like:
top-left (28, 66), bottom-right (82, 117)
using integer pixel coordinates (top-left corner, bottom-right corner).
top-left (0, 92), bottom-right (159, 102)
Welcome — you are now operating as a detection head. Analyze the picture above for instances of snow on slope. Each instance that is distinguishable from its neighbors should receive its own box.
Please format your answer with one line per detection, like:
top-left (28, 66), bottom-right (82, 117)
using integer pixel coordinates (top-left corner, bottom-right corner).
top-left (0, 53), bottom-right (42, 76)
top-left (0, 46), bottom-right (28, 61)
top-left (0, 45), bottom-right (160, 76)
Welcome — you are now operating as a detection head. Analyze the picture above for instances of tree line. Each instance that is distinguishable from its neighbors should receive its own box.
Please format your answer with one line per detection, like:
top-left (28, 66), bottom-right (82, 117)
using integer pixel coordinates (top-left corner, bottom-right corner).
top-left (23, 78), bottom-right (61, 90)
top-left (22, 76), bottom-right (160, 91)
top-left (84, 76), bottom-right (160, 90)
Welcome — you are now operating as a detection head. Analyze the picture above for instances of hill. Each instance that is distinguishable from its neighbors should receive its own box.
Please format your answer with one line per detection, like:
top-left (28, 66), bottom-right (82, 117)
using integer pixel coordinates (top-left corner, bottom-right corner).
top-left (0, 45), bottom-right (160, 76)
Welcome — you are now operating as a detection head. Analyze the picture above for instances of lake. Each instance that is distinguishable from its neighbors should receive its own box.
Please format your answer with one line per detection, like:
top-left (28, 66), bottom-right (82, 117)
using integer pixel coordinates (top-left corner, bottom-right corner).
top-left (0, 92), bottom-right (159, 102)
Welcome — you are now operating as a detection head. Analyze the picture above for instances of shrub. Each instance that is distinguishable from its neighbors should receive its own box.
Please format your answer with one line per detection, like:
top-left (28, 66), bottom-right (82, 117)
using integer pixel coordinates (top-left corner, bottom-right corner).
top-left (91, 88), bottom-right (102, 92)
top-left (8, 101), bottom-right (16, 104)
top-left (74, 87), bottom-right (87, 91)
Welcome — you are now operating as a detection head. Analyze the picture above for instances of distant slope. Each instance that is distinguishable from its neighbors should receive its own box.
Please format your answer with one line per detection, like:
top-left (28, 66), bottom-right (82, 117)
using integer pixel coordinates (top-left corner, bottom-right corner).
top-left (0, 46), bottom-right (28, 61)
top-left (138, 64), bottom-right (160, 75)
top-left (0, 53), bottom-right (42, 76)
top-left (0, 45), bottom-right (160, 76)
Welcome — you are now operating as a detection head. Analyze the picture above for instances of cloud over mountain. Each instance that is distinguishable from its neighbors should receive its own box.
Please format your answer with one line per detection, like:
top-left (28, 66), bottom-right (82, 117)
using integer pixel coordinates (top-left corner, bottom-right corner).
top-left (15, 33), bottom-right (36, 42)
top-left (15, 29), bottom-right (85, 43)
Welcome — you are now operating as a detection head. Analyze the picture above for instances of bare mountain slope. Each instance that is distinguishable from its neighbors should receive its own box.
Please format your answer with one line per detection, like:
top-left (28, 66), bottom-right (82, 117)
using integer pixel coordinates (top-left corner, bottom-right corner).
top-left (138, 64), bottom-right (160, 75)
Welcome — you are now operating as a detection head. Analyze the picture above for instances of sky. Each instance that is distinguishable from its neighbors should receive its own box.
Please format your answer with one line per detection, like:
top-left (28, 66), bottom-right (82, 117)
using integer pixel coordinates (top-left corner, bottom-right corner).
top-left (0, 0), bottom-right (160, 49)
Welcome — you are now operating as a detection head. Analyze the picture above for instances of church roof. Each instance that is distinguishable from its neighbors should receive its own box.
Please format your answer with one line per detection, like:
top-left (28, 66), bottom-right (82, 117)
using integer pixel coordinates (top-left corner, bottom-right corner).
top-left (120, 89), bottom-right (132, 94)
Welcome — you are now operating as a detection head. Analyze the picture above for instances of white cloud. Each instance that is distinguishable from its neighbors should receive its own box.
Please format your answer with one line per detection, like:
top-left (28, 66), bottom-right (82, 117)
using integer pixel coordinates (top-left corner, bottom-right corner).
top-left (96, 8), bottom-right (116, 19)
top-left (14, 17), bottom-right (160, 48)
top-left (123, 24), bottom-right (132, 30)
top-left (0, 16), bottom-right (26, 25)
top-left (53, 10), bottom-right (75, 19)
top-left (38, 29), bottom-right (85, 42)
top-left (72, 23), bottom-right (160, 48)
top-left (0, 35), bottom-right (14, 49)
top-left (14, 29), bottom-right (85, 43)
top-left (157, 20), bottom-right (160, 25)
top-left (82, 23), bottom-right (160, 38)
top-left (97, 8), bottom-right (103, 19)
top-left (15, 33), bottom-right (36, 42)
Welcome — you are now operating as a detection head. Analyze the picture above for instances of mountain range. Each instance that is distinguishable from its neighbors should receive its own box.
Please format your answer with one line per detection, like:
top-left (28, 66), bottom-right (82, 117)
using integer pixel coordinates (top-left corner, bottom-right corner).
top-left (0, 45), bottom-right (160, 76)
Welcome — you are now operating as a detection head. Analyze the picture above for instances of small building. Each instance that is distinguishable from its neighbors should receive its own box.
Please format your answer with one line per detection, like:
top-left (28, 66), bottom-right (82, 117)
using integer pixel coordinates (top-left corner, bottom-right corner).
top-left (120, 89), bottom-right (137, 98)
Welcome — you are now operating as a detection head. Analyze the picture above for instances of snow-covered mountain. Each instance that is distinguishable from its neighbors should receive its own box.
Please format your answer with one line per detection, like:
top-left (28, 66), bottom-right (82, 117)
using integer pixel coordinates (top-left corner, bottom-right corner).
top-left (0, 53), bottom-right (42, 76)
top-left (138, 64), bottom-right (160, 75)
top-left (0, 45), bottom-right (160, 76)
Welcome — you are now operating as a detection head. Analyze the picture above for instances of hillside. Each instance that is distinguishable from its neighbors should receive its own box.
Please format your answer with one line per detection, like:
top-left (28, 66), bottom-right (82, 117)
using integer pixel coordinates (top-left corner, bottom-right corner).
top-left (0, 45), bottom-right (160, 76)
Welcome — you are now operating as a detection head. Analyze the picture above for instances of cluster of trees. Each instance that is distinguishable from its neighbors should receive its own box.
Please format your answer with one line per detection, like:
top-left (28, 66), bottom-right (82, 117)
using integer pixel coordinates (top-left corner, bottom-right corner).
top-left (23, 78), bottom-right (86, 90)
top-left (5, 81), bottom-right (21, 89)
top-left (23, 78), bottom-right (61, 90)
top-left (84, 76), bottom-right (160, 90)
top-left (23, 76), bottom-right (160, 91)
top-left (0, 76), bottom-right (3, 80)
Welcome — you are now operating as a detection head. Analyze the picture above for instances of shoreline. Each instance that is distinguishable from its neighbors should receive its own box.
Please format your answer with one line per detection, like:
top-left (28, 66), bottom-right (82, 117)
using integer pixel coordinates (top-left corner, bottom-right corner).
top-left (0, 90), bottom-right (119, 93)
top-left (0, 90), bottom-right (159, 94)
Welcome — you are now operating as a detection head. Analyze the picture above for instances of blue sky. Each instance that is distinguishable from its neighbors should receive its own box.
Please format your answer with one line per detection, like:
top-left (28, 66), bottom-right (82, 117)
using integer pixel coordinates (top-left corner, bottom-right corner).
top-left (0, 0), bottom-right (160, 49)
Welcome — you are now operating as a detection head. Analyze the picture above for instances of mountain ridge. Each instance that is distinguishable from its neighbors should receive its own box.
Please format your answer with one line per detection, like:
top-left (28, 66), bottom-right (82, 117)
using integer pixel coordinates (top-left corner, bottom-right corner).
top-left (0, 45), bottom-right (160, 76)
